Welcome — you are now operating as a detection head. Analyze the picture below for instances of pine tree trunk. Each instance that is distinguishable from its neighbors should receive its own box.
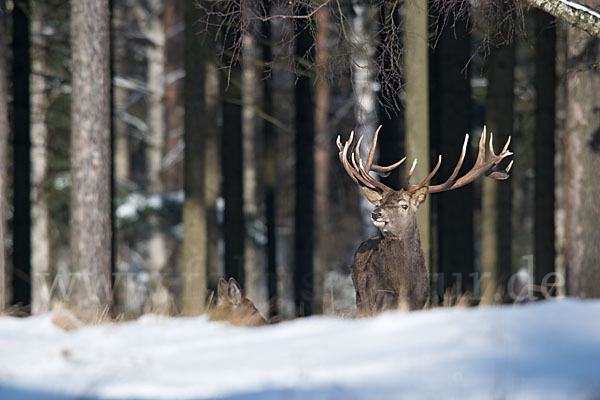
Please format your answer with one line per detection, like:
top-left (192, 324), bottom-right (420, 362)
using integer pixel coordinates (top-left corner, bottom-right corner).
top-left (403, 0), bottom-right (430, 272)
top-left (377, 4), bottom-right (403, 191)
top-left (143, 2), bottom-right (169, 310)
top-left (222, 24), bottom-right (245, 285)
top-left (565, 25), bottom-right (600, 297)
top-left (30, 1), bottom-right (51, 314)
top-left (294, 8), bottom-right (315, 316)
top-left (533, 10), bottom-right (557, 288)
top-left (0, 0), bottom-right (9, 312)
top-left (181, 0), bottom-right (207, 314)
top-left (242, 29), bottom-right (264, 305)
top-left (262, 11), bottom-right (278, 319)
top-left (205, 59), bottom-right (221, 295)
top-left (11, 0), bottom-right (32, 308)
top-left (481, 40), bottom-right (515, 304)
top-left (69, 0), bottom-right (113, 321)
top-left (430, 15), bottom-right (474, 298)
top-left (314, 3), bottom-right (331, 315)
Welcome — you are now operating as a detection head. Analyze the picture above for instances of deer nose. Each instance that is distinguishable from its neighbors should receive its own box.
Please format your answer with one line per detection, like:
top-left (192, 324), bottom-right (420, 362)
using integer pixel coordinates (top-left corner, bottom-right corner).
top-left (371, 209), bottom-right (384, 221)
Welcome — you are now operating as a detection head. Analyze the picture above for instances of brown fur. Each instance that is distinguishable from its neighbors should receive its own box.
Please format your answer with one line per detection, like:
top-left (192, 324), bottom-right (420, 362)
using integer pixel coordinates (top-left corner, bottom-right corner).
top-left (351, 189), bottom-right (430, 316)
top-left (209, 278), bottom-right (267, 327)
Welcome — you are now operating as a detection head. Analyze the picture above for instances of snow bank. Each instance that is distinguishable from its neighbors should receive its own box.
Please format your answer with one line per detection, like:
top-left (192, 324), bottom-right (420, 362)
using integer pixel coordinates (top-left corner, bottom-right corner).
top-left (1, 298), bottom-right (599, 399)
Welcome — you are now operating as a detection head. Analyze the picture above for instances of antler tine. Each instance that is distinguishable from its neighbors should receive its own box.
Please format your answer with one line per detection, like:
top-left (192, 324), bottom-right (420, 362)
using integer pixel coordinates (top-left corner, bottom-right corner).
top-left (488, 131), bottom-right (496, 158)
top-left (475, 126), bottom-right (487, 166)
top-left (338, 132), bottom-right (359, 185)
top-left (408, 155), bottom-right (443, 191)
top-left (372, 157), bottom-right (406, 177)
top-left (427, 127), bottom-right (514, 194)
top-left (364, 125), bottom-right (382, 172)
top-left (354, 135), bottom-right (390, 191)
top-left (425, 134), bottom-right (469, 192)
top-left (404, 159), bottom-right (418, 188)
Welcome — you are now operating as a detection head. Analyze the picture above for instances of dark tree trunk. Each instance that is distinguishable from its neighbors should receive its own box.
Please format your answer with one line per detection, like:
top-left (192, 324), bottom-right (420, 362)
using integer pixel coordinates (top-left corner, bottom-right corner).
top-left (0, 0), bottom-right (9, 312)
top-left (430, 15), bottom-right (474, 298)
top-left (533, 10), bottom-right (556, 289)
top-left (11, 0), bottom-right (31, 308)
top-left (294, 8), bottom-right (315, 317)
top-left (262, 8), bottom-right (278, 319)
top-left (182, 0), bottom-right (207, 314)
top-left (376, 4), bottom-right (404, 191)
top-left (69, 0), bottom-right (113, 321)
top-left (481, 39), bottom-right (515, 303)
top-left (221, 23), bottom-right (245, 286)
top-left (565, 24), bottom-right (600, 297)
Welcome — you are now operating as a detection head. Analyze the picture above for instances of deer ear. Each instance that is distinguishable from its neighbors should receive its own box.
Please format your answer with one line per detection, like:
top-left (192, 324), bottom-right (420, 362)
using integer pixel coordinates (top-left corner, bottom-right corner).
top-left (361, 187), bottom-right (382, 205)
top-left (217, 278), bottom-right (229, 305)
top-left (410, 187), bottom-right (428, 207)
top-left (228, 278), bottom-right (243, 306)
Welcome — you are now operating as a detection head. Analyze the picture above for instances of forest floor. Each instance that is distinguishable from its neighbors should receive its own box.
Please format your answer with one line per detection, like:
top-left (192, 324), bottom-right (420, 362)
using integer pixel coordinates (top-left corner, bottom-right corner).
top-left (0, 297), bottom-right (599, 399)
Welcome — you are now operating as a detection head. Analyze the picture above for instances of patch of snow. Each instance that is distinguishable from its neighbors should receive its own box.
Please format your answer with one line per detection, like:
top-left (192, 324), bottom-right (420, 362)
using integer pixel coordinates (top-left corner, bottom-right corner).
top-left (0, 298), bottom-right (599, 399)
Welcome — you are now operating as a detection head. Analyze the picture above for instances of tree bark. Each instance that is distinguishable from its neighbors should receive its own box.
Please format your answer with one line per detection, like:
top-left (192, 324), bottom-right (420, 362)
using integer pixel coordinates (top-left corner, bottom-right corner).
top-left (377, 5), bottom-right (404, 191)
top-left (222, 21), bottom-right (245, 286)
top-left (533, 10), bottom-right (557, 288)
top-left (30, 0), bottom-right (51, 314)
top-left (565, 21), bottom-right (600, 297)
top-left (403, 0), bottom-right (430, 273)
top-left (526, 0), bottom-right (600, 39)
top-left (430, 15), bottom-right (475, 298)
top-left (69, 0), bottom-right (113, 321)
top-left (314, 2), bottom-right (331, 315)
top-left (182, 0), bottom-right (207, 314)
top-left (262, 9), bottom-right (278, 319)
top-left (481, 39), bottom-right (515, 304)
top-left (242, 28), bottom-right (264, 306)
top-left (0, 0), bottom-right (9, 312)
top-left (205, 59), bottom-right (221, 295)
top-left (12, 0), bottom-right (32, 308)
top-left (294, 7), bottom-right (315, 317)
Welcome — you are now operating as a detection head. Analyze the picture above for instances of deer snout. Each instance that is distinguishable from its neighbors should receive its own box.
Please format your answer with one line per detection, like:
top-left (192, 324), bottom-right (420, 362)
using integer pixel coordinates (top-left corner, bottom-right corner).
top-left (371, 208), bottom-right (384, 222)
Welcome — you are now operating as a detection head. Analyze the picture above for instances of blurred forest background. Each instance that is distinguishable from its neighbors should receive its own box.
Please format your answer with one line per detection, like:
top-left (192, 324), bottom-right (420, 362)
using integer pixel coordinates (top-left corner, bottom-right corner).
top-left (0, 0), bottom-right (599, 321)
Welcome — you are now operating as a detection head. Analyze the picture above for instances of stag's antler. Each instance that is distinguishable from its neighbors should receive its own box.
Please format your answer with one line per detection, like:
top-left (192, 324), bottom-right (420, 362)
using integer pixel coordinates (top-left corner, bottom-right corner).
top-left (337, 126), bottom-right (513, 194)
top-left (336, 125), bottom-right (406, 193)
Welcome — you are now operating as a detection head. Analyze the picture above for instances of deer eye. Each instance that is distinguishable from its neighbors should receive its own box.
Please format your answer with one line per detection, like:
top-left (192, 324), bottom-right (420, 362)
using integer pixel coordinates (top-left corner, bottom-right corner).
top-left (400, 203), bottom-right (409, 210)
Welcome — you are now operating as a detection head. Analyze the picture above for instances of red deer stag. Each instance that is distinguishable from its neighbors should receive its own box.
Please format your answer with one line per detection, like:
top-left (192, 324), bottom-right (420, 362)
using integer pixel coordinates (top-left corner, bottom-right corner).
top-left (211, 277), bottom-right (267, 326)
top-left (337, 126), bottom-right (513, 315)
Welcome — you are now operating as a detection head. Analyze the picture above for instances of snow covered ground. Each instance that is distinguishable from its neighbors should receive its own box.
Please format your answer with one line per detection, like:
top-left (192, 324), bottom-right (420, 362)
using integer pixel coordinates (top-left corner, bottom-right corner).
top-left (1, 298), bottom-right (599, 400)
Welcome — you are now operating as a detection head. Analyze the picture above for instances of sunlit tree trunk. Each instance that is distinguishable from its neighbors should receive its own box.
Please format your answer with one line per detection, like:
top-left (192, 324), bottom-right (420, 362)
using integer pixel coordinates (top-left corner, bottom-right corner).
top-left (69, 0), bottom-right (113, 321)
top-left (30, 1), bottom-right (51, 314)
top-left (565, 24), bottom-right (600, 297)
top-left (314, 2), bottom-right (331, 315)
top-left (182, 0), bottom-right (207, 314)
top-left (0, 0), bottom-right (9, 312)
top-left (144, 1), bottom-right (169, 310)
top-left (403, 0), bottom-right (430, 272)
top-left (242, 28), bottom-right (264, 306)
top-left (12, 0), bottom-right (31, 308)
top-left (481, 40), bottom-right (515, 304)
top-left (205, 59), bottom-right (221, 295)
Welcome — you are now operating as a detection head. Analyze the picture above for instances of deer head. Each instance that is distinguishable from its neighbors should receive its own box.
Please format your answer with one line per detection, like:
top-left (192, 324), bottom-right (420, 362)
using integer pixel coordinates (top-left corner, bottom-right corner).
top-left (337, 126), bottom-right (513, 238)
top-left (212, 277), bottom-right (267, 326)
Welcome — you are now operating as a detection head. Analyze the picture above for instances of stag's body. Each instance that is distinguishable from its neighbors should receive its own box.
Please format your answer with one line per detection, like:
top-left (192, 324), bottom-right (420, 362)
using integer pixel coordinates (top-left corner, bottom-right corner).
top-left (337, 126), bottom-right (512, 315)
top-left (352, 233), bottom-right (429, 314)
